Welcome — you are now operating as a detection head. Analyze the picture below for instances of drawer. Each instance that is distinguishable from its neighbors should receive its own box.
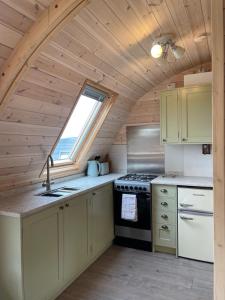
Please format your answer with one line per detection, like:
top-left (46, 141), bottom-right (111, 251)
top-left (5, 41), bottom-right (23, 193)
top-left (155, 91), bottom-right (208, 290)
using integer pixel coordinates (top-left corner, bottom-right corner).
top-left (154, 210), bottom-right (176, 225)
top-left (153, 197), bottom-right (177, 212)
top-left (154, 223), bottom-right (176, 249)
top-left (153, 185), bottom-right (177, 199)
top-left (178, 187), bottom-right (213, 212)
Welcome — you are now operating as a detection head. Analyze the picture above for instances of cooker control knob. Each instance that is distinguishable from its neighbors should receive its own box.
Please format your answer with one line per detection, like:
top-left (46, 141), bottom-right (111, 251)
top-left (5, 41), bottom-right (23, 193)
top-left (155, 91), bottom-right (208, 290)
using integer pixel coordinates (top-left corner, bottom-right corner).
top-left (125, 186), bottom-right (128, 189)
top-left (134, 186), bottom-right (138, 190)
top-left (121, 185), bottom-right (124, 189)
top-left (139, 187), bottom-right (143, 191)
top-left (143, 187), bottom-right (147, 191)
top-left (130, 186), bottom-right (133, 190)
top-left (117, 185), bottom-right (121, 189)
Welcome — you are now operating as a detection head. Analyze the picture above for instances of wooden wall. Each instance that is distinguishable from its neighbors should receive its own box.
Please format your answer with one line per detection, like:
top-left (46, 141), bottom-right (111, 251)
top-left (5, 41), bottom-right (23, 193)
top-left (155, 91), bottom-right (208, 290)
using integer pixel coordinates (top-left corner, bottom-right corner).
top-left (113, 62), bottom-right (211, 145)
top-left (212, 1), bottom-right (225, 300)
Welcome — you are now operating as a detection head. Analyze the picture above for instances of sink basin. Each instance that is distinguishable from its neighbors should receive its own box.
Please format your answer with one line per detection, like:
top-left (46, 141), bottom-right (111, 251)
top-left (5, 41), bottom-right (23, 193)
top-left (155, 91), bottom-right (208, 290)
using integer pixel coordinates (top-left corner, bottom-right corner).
top-left (36, 186), bottom-right (81, 197)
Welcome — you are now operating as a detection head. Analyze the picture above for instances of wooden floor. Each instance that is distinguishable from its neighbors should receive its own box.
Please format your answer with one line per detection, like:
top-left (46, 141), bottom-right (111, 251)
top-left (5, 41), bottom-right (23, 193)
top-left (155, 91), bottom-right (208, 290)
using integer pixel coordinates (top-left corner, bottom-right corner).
top-left (57, 246), bottom-right (213, 300)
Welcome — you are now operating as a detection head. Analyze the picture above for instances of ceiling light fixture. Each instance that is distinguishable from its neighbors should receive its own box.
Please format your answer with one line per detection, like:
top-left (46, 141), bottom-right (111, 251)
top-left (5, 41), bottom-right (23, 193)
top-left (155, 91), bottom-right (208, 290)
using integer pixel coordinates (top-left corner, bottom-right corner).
top-left (150, 34), bottom-right (185, 62)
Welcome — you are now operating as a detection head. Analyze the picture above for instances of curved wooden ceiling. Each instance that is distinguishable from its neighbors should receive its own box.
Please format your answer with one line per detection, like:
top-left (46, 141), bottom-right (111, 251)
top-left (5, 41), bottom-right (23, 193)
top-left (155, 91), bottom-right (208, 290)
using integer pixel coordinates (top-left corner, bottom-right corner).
top-left (0, 0), bottom-right (211, 190)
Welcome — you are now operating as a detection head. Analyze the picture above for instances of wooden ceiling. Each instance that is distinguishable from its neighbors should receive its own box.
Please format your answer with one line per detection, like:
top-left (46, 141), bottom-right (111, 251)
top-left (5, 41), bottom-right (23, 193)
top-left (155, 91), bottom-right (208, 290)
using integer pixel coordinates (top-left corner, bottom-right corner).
top-left (0, 0), bottom-right (211, 190)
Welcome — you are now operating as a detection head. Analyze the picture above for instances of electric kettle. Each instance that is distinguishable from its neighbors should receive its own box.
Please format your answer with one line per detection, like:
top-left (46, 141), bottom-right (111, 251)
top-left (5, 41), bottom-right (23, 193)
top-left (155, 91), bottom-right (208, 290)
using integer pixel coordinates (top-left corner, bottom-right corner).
top-left (87, 160), bottom-right (100, 177)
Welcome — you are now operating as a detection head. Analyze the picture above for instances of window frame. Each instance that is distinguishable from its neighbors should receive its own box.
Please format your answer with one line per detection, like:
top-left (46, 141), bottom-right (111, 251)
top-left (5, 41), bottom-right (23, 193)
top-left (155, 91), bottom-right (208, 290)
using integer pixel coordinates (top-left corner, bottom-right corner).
top-left (41, 80), bottom-right (117, 177)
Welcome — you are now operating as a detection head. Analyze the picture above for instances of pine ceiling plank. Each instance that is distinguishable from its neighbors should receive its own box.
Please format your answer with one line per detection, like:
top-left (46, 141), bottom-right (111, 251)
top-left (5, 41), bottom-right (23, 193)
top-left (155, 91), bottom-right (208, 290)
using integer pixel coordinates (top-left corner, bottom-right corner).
top-left (86, 0), bottom-right (157, 86)
top-left (52, 28), bottom-right (144, 98)
top-left (1, 0), bottom-right (45, 21)
top-left (42, 42), bottom-right (138, 99)
top-left (0, 43), bottom-right (13, 59)
top-left (75, 8), bottom-right (154, 91)
top-left (0, 107), bottom-right (66, 127)
top-left (15, 80), bottom-right (75, 108)
top-left (8, 94), bottom-right (71, 117)
top-left (0, 1), bottom-right (33, 33)
top-left (63, 20), bottom-right (146, 95)
top-left (23, 67), bottom-right (82, 97)
top-left (165, 0), bottom-right (203, 65)
top-left (0, 144), bottom-right (52, 157)
top-left (32, 55), bottom-right (86, 88)
top-left (183, 0), bottom-right (211, 62)
top-left (0, 154), bottom-right (47, 168)
top-left (104, 0), bottom-right (169, 82)
top-left (0, 23), bottom-right (22, 48)
top-left (0, 162), bottom-right (47, 176)
top-left (0, 120), bottom-right (61, 136)
top-left (0, 134), bottom-right (56, 146)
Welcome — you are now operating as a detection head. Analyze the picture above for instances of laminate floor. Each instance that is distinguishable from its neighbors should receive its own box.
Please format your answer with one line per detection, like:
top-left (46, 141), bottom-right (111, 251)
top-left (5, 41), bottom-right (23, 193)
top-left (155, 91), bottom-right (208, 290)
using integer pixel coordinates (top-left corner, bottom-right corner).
top-left (57, 246), bottom-right (213, 300)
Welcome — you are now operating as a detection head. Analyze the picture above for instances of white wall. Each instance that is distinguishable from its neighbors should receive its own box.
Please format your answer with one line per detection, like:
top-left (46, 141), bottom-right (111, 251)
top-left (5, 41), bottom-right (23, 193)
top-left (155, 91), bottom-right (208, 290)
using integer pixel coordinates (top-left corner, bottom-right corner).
top-left (165, 144), bottom-right (213, 177)
top-left (109, 145), bottom-right (127, 174)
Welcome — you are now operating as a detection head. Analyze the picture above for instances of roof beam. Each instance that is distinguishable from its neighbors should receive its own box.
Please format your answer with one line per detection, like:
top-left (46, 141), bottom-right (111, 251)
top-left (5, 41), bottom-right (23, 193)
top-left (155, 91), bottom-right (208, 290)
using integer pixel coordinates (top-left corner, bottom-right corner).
top-left (0, 0), bottom-right (89, 107)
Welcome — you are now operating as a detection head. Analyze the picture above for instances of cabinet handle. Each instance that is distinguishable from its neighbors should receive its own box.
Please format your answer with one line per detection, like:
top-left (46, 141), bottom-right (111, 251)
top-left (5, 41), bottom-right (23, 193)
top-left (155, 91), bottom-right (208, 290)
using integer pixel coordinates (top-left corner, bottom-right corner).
top-left (59, 206), bottom-right (64, 210)
top-left (161, 225), bottom-right (168, 230)
top-left (192, 193), bottom-right (205, 197)
top-left (161, 202), bottom-right (168, 207)
top-left (182, 138), bottom-right (187, 141)
top-left (92, 192), bottom-right (96, 196)
top-left (65, 203), bottom-right (69, 207)
top-left (160, 189), bottom-right (167, 193)
top-left (161, 214), bottom-right (168, 219)
top-left (180, 203), bottom-right (193, 208)
top-left (180, 216), bottom-right (194, 221)
top-left (162, 139), bottom-right (167, 142)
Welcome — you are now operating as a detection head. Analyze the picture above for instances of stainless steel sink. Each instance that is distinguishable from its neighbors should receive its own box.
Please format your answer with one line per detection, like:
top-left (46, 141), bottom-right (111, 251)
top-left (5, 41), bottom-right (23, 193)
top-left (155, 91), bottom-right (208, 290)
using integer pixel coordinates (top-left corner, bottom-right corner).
top-left (36, 186), bottom-right (80, 197)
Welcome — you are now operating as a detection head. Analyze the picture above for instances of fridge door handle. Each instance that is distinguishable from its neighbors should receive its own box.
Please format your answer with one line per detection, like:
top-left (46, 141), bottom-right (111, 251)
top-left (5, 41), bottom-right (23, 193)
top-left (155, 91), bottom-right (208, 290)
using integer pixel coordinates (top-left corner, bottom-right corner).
top-left (180, 215), bottom-right (194, 221)
top-left (179, 203), bottom-right (193, 208)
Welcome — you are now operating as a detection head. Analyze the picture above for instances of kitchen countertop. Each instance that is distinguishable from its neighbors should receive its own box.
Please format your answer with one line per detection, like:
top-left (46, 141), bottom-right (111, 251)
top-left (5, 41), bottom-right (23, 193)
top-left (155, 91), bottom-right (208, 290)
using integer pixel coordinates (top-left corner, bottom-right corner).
top-left (0, 173), bottom-right (122, 218)
top-left (151, 175), bottom-right (213, 188)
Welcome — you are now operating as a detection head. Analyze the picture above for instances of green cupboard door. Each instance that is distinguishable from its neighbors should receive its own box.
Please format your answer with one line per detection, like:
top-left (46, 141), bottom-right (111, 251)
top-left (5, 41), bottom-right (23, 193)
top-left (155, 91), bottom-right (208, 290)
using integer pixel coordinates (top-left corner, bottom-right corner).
top-left (181, 85), bottom-right (212, 143)
top-left (63, 194), bottom-right (89, 284)
top-left (23, 205), bottom-right (63, 300)
top-left (91, 184), bottom-right (114, 258)
top-left (160, 89), bottom-right (180, 144)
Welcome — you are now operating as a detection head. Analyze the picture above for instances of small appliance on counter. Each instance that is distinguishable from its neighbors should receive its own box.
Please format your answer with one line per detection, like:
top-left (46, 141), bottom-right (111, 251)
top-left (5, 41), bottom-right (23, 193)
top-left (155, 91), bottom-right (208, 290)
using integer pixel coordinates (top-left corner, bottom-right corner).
top-left (87, 156), bottom-right (110, 177)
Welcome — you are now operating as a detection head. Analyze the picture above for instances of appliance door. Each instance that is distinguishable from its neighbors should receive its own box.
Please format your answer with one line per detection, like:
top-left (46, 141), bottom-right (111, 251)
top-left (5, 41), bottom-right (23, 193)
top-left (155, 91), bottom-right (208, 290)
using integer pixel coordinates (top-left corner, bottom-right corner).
top-left (114, 190), bottom-right (151, 230)
top-left (178, 187), bottom-right (213, 212)
top-left (178, 211), bottom-right (214, 262)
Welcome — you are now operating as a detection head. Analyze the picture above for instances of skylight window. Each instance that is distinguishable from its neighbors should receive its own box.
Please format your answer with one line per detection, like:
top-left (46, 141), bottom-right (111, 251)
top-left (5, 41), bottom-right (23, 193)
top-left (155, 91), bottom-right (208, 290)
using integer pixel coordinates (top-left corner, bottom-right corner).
top-left (52, 84), bottom-right (107, 164)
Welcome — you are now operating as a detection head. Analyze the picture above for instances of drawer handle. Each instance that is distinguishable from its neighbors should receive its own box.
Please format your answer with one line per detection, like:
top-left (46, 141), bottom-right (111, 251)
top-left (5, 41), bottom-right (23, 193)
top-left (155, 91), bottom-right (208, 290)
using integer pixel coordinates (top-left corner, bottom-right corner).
top-left (162, 139), bottom-right (167, 142)
top-left (182, 138), bottom-right (187, 141)
top-left (180, 216), bottom-right (194, 221)
top-left (192, 194), bottom-right (205, 197)
top-left (59, 206), bottom-right (64, 210)
top-left (161, 225), bottom-right (168, 230)
top-left (160, 189), bottom-right (167, 193)
top-left (161, 202), bottom-right (168, 207)
top-left (92, 192), bottom-right (96, 196)
top-left (161, 214), bottom-right (168, 219)
top-left (180, 203), bottom-right (193, 208)
top-left (65, 203), bottom-right (69, 207)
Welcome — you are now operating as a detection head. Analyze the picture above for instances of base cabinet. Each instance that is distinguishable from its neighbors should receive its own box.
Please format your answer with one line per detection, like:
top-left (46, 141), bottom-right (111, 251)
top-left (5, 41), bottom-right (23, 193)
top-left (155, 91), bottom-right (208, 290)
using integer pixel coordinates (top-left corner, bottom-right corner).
top-left (0, 183), bottom-right (114, 300)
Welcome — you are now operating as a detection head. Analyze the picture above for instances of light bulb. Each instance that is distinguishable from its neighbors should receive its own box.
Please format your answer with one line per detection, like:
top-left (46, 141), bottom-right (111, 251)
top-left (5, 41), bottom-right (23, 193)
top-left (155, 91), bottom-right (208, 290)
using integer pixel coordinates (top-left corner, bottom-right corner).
top-left (150, 44), bottom-right (163, 58)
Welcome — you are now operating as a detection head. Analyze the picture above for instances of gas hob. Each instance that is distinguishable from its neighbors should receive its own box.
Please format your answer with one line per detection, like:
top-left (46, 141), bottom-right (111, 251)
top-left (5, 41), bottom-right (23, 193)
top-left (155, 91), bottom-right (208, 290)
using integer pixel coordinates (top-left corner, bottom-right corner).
top-left (114, 174), bottom-right (157, 193)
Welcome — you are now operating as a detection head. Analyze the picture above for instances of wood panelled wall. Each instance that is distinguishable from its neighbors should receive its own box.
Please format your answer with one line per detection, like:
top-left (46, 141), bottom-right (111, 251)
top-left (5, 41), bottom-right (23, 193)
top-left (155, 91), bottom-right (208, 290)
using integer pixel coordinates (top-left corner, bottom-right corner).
top-left (0, 0), bottom-right (211, 191)
top-left (113, 63), bottom-right (211, 145)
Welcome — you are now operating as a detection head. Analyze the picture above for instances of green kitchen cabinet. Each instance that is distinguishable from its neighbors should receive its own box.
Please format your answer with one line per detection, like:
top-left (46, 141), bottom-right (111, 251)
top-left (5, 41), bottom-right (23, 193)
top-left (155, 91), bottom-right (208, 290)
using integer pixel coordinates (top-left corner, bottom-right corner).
top-left (23, 205), bottom-right (64, 300)
top-left (160, 85), bottom-right (212, 144)
top-left (63, 194), bottom-right (89, 284)
top-left (160, 89), bottom-right (180, 144)
top-left (181, 85), bottom-right (212, 143)
top-left (88, 184), bottom-right (114, 260)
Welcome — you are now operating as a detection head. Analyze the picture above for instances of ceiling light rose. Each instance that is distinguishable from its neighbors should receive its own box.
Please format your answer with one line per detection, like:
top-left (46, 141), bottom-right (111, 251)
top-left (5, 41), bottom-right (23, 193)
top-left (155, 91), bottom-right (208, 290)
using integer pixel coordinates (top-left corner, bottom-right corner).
top-left (150, 34), bottom-right (185, 62)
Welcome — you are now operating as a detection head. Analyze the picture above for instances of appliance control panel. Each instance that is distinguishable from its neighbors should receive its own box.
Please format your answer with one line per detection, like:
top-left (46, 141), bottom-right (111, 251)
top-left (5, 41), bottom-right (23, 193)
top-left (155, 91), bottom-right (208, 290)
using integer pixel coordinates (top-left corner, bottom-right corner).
top-left (114, 183), bottom-right (150, 193)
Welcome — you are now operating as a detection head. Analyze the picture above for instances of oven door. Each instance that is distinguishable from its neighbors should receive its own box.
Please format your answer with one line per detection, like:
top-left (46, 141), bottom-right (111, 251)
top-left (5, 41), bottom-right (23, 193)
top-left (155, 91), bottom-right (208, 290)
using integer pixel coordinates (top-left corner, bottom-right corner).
top-left (114, 190), bottom-right (151, 230)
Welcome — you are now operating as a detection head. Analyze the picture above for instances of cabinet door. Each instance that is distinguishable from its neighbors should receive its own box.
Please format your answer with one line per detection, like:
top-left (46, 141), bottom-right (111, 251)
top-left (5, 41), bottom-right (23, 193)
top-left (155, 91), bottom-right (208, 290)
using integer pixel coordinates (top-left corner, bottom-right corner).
top-left (89, 184), bottom-right (114, 258)
top-left (160, 89), bottom-right (180, 144)
top-left (181, 85), bottom-right (212, 143)
top-left (23, 205), bottom-right (63, 300)
top-left (63, 194), bottom-right (88, 283)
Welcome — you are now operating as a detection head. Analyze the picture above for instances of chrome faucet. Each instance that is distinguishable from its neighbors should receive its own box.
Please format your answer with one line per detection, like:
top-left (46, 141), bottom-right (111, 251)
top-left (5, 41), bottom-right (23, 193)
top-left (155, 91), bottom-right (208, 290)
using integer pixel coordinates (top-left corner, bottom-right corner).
top-left (42, 155), bottom-right (54, 191)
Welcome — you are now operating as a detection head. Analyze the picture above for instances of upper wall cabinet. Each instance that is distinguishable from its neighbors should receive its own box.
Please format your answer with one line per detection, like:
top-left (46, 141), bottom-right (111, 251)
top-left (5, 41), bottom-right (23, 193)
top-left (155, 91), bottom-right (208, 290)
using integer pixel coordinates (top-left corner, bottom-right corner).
top-left (160, 85), bottom-right (212, 144)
